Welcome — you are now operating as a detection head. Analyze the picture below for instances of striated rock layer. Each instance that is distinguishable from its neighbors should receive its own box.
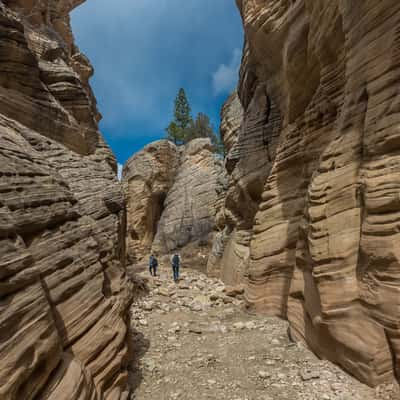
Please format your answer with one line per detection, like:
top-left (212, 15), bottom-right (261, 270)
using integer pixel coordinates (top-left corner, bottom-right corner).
top-left (122, 140), bottom-right (179, 263)
top-left (152, 138), bottom-right (226, 255)
top-left (123, 138), bottom-right (226, 262)
top-left (0, 1), bottom-right (132, 399)
top-left (207, 82), bottom-right (280, 286)
top-left (226, 0), bottom-right (400, 387)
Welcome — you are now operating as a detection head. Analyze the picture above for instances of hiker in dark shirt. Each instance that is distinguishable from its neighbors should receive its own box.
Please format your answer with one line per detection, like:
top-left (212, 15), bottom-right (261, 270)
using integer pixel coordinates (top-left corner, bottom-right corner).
top-left (149, 253), bottom-right (158, 277)
top-left (171, 253), bottom-right (181, 282)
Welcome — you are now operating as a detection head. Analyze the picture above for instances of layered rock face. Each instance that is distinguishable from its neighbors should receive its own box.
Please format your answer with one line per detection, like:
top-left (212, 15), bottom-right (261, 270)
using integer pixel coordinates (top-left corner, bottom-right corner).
top-left (229, 0), bottom-right (400, 387)
top-left (207, 92), bottom-right (245, 282)
top-left (123, 138), bottom-right (225, 262)
top-left (123, 140), bottom-right (179, 263)
top-left (153, 138), bottom-right (226, 254)
top-left (0, 2), bottom-right (131, 399)
top-left (207, 83), bottom-right (280, 285)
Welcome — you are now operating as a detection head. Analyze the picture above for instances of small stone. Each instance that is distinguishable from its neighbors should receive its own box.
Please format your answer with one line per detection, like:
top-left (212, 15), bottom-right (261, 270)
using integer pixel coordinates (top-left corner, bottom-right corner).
top-left (222, 296), bottom-right (233, 304)
top-left (178, 282), bottom-right (190, 289)
top-left (160, 304), bottom-right (170, 312)
top-left (219, 325), bottom-right (228, 334)
top-left (143, 359), bottom-right (156, 372)
top-left (245, 321), bottom-right (256, 330)
top-left (224, 285), bottom-right (245, 297)
top-left (158, 288), bottom-right (170, 296)
top-left (142, 302), bottom-right (153, 311)
top-left (331, 383), bottom-right (342, 392)
top-left (209, 293), bottom-right (220, 301)
top-left (258, 370), bottom-right (270, 379)
top-left (207, 324), bottom-right (220, 333)
top-left (190, 302), bottom-right (203, 312)
top-left (189, 326), bottom-right (203, 334)
top-left (300, 369), bottom-right (320, 381)
top-left (233, 322), bottom-right (245, 330)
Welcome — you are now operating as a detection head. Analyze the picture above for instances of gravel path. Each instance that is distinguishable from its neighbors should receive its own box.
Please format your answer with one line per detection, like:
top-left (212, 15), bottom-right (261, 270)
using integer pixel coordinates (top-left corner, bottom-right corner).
top-left (129, 268), bottom-right (399, 400)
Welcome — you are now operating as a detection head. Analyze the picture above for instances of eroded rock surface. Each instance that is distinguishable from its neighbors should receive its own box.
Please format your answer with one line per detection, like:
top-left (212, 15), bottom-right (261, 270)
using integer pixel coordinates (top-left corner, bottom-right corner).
top-left (152, 138), bottom-right (226, 255)
top-left (0, 2), bottom-right (131, 399)
top-left (216, 0), bottom-right (400, 387)
top-left (207, 85), bottom-right (280, 286)
top-left (122, 140), bottom-right (179, 263)
top-left (124, 138), bottom-right (226, 262)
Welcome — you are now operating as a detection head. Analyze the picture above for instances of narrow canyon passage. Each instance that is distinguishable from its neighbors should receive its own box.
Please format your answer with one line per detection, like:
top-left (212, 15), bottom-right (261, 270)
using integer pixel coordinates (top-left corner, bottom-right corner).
top-left (3, 0), bottom-right (400, 398)
top-left (128, 267), bottom-right (397, 400)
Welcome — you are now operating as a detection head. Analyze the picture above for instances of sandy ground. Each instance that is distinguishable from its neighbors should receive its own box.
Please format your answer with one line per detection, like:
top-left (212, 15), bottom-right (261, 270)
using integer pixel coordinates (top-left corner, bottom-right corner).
top-left (128, 267), bottom-right (399, 400)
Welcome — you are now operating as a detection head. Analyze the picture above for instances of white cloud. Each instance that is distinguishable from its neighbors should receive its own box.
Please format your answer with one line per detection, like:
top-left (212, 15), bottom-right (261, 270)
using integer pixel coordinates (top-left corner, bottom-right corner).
top-left (117, 163), bottom-right (123, 180)
top-left (212, 48), bottom-right (241, 96)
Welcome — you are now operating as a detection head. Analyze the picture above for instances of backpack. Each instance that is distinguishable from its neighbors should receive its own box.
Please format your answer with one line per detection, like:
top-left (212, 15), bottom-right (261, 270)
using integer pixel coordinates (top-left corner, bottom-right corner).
top-left (151, 257), bottom-right (158, 268)
top-left (172, 254), bottom-right (180, 267)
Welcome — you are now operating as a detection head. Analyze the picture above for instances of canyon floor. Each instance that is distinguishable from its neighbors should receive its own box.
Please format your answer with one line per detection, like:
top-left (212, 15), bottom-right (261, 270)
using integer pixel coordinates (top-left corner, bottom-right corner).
top-left (128, 267), bottom-right (399, 400)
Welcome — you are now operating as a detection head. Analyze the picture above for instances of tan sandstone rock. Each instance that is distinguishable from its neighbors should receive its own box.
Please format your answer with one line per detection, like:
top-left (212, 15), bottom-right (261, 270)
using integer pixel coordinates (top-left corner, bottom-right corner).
top-left (0, 1), bottom-right (132, 399)
top-left (225, 0), bottom-right (400, 387)
top-left (152, 138), bottom-right (226, 255)
top-left (207, 84), bottom-right (280, 286)
top-left (123, 138), bottom-right (226, 264)
top-left (122, 140), bottom-right (179, 263)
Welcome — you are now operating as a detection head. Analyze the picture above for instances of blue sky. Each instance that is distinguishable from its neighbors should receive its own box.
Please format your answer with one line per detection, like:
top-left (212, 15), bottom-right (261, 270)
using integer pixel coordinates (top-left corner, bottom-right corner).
top-left (71, 0), bottom-right (244, 169)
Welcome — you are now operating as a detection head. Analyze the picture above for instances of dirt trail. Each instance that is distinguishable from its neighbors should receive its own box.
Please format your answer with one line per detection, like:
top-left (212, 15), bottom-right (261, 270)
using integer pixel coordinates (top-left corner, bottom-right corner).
top-left (129, 267), bottom-right (398, 400)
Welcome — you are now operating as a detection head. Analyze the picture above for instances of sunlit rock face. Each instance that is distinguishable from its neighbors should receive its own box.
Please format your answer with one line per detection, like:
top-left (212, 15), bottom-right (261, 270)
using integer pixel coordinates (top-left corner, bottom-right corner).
top-left (232, 0), bottom-right (400, 386)
top-left (152, 138), bottom-right (226, 255)
top-left (0, 1), bottom-right (132, 399)
top-left (122, 140), bottom-right (180, 263)
top-left (123, 138), bottom-right (226, 262)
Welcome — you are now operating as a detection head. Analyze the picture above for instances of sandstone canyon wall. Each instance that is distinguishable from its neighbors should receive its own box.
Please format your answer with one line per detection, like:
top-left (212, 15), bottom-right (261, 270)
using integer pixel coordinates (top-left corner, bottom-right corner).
top-left (123, 138), bottom-right (226, 263)
top-left (214, 0), bottom-right (400, 387)
top-left (207, 85), bottom-right (281, 286)
top-left (0, 1), bottom-right (132, 399)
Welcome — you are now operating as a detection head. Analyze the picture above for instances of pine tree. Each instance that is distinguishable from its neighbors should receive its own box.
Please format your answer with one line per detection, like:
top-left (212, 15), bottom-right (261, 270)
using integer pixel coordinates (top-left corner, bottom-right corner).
top-left (165, 89), bottom-right (225, 154)
top-left (186, 113), bottom-right (225, 155)
top-left (165, 121), bottom-right (181, 145)
top-left (166, 88), bottom-right (193, 144)
top-left (174, 88), bottom-right (192, 131)
top-left (187, 113), bottom-right (216, 142)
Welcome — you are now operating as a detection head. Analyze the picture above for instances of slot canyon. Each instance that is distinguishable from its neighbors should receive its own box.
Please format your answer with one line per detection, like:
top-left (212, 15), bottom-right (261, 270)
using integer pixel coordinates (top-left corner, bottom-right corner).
top-left (1, 1), bottom-right (400, 399)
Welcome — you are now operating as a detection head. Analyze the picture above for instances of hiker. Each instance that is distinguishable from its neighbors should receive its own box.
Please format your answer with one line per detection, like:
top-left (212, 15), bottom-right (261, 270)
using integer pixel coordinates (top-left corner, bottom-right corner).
top-left (149, 253), bottom-right (158, 277)
top-left (171, 252), bottom-right (181, 282)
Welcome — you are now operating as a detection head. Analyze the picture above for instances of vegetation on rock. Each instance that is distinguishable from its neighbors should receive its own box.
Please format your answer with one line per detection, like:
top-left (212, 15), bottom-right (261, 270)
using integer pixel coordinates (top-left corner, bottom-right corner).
top-left (166, 88), bottom-right (224, 154)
